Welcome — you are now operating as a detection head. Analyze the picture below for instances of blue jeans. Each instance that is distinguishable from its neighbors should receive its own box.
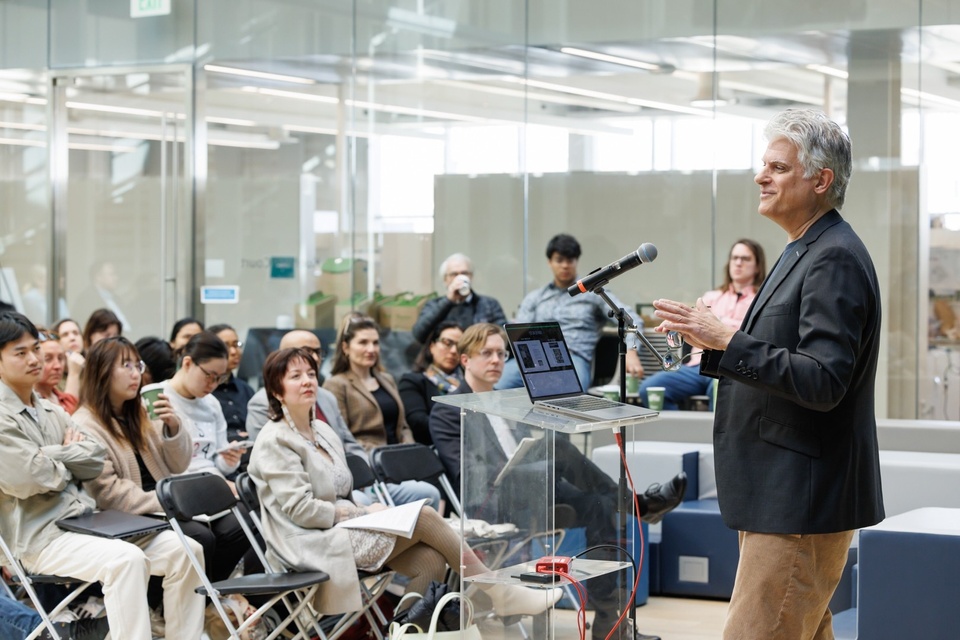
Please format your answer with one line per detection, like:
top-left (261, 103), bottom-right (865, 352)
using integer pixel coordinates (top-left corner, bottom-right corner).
top-left (354, 481), bottom-right (441, 511)
top-left (639, 364), bottom-right (714, 410)
top-left (0, 589), bottom-right (42, 640)
top-left (496, 353), bottom-right (593, 391)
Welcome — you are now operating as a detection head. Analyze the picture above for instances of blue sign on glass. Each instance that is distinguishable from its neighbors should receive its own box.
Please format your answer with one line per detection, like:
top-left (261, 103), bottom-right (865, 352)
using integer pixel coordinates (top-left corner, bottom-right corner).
top-left (270, 257), bottom-right (295, 279)
top-left (201, 286), bottom-right (240, 304)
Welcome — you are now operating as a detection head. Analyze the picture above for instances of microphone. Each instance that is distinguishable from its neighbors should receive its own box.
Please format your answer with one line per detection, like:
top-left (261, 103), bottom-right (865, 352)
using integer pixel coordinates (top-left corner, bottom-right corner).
top-left (567, 243), bottom-right (658, 297)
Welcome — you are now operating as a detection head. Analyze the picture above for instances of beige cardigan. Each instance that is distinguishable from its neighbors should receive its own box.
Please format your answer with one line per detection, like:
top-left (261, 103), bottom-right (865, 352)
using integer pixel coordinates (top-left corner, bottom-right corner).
top-left (74, 406), bottom-right (193, 515)
top-left (322, 370), bottom-right (413, 452)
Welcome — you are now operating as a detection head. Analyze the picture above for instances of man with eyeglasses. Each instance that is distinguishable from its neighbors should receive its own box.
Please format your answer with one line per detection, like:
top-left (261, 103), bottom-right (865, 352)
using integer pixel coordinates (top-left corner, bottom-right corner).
top-left (246, 329), bottom-right (441, 510)
top-left (429, 323), bottom-right (683, 640)
top-left (412, 253), bottom-right (507, 344)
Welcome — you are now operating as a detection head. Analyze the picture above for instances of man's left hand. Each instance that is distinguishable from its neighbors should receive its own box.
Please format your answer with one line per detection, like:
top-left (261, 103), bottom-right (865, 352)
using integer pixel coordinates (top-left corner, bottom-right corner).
top-left (653, 298), bottom-right (737, 352)
top-left (625, 349), bottom-right (644, 378)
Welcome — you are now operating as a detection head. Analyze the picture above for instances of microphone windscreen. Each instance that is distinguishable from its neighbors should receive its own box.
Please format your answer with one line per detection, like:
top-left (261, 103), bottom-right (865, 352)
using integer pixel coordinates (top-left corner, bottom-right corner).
top-left (639, 243), bottom-right (658, 263)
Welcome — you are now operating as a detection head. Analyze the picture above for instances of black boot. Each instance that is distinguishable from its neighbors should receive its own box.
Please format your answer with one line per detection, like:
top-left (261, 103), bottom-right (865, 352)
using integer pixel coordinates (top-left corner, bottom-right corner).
top-left (638, 471), bottom-right (686, 524)
top-left (40, 616), bottom-right (110, 640)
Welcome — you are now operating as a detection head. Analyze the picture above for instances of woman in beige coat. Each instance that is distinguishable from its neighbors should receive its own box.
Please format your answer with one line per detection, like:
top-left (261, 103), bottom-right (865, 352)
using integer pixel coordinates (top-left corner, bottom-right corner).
top-left (72, 336), bottom-right (206, 639)
top-left (249, 347), bottom-right (561, 616)
top-left (322, 313), bottom-right (414, 451)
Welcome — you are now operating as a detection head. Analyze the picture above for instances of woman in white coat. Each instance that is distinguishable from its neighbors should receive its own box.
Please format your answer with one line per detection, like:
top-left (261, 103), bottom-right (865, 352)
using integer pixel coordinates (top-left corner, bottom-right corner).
top-left (248, 347), bottom-right (562, 616)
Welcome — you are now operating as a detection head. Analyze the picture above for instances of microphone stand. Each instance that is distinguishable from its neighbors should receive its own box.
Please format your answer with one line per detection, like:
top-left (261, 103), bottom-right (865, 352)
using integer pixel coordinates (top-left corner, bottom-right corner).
top-left (592, 287), bottom-right (685, 637)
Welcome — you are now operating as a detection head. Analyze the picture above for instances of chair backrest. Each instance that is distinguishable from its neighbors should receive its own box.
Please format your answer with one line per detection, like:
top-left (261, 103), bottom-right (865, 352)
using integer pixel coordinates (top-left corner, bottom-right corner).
top-left (370, 443), bottom-right (445, 484)
top-left (346, 453), bottom-right (378, 490)
top-left (156, 472), bottom-right (237, 520)
top-left (235, 471), bottom-right (261, 514)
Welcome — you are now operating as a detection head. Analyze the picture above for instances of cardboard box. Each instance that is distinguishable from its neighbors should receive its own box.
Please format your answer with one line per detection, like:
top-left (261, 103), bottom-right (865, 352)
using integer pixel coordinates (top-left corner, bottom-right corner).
top-left (379, 292), bottom-right (437, 331)
top-left (318, 258), bottom-right (368, 302)
top-left (294, 292), bottom-right (338, 329)
top-left (334, 293), bottom-right (374, 330)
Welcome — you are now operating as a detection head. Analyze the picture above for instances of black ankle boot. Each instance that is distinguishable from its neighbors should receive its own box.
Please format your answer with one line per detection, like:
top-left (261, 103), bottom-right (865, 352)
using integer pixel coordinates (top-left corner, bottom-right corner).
top-left (639, 471), bottom-right (687, 524)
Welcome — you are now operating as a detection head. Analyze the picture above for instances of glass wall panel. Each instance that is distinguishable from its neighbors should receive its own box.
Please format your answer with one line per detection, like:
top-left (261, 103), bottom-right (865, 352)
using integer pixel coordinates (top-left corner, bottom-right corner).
top-left (49, 0), bottom-right (196, 68)
top-left (0, 70), bottom-right (50, 324)
top-left (0, 0), bottom-right (48, 70)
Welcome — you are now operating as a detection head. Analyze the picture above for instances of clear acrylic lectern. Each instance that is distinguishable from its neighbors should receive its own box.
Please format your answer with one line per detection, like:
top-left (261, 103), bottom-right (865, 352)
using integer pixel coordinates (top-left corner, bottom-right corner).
top-left (434, 388), bottom-right (659, 639)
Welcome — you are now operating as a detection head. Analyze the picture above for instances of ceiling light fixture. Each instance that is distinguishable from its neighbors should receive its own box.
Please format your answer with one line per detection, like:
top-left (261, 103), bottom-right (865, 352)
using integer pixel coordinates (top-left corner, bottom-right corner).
top-left (806, 64), bottom-right (849, 79)
top-left (559, 47), bottom-right (661, 71)
top-left (204, 64), bottom-right (317, 85)
top-left (690, 72), bottom-right (731, 108)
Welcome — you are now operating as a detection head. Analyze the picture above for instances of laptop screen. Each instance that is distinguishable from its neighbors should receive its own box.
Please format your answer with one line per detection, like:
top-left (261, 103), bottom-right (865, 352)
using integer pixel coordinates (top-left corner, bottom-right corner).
top-left (504, 322), bottom-right (585, 400)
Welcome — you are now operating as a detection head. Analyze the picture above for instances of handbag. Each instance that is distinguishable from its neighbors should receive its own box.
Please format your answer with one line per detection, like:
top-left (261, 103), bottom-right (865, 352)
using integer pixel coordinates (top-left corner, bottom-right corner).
top-left (388, 591), bottom-right (482, 640)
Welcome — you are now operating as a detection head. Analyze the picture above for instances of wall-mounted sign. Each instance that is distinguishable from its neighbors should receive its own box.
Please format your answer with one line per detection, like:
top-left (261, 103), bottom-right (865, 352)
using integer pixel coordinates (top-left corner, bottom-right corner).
top-left (201, 286), bottom-right (240, 304)
top-left (270, 257), bottom-right (296, 279)
top-left (131, 0), bottom-right (171, 18)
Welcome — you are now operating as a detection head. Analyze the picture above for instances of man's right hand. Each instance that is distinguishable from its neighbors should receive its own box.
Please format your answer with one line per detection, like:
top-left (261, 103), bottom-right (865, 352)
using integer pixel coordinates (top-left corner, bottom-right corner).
top-left (446, 275), bottom-right (469, 302)
top-left (62, 426), bottom-right (85, 446)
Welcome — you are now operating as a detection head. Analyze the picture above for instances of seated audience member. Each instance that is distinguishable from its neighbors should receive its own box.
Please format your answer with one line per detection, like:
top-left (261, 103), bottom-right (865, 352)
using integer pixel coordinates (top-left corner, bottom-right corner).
top-left (247, 330), bottom-right (440, 509)
top-left (135, 336), bottom-right (177, 385)
top-left (162, 331), bottom-right (259, 581)
top-left (54, 317), bottom-right (85, 398)
top-left (398, 321), bottom-right (463, 445)
top-left (0, 586), bottom-right (109, 640)
top-left (430, 323), bottom-right (685, 640)
top-left (208, 323), bottom-right (255, 451)
top-left (497, 234), bottom-right (643, 390)
top-left (639, 238), bottom-right (767, 410)
top-left (82, 308), bottom-right (121, 351)
top-left (170, 317), bottom-right (204, 352)
top-left (323, 313), bottom-right (415, 450)
top-left (72, 336), bottom-right (205, 636)
top-left (0, 311), bottom-right (202, 639)
top-left (248, 347), bottom-right (561, 616)
top-left (411, 253), bottom-right (508, 344)
top-left (33, 328), bottom-right (78, 414)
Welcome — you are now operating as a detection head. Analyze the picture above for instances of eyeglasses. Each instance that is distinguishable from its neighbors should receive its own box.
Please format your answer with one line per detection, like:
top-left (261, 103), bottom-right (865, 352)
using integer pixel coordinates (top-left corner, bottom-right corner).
top-left (119, 360), bottom-right (146, 375)
top-left (224, 340), bottom-right (244, 350)
top-left (38, 332), bottom-right (60, 342)
top-left (446, 270), bottom-right (473, 278)
top-left (435, 337), bottom-right (458, 350)
top-left (729, 256), bottom-right (754, 263)
top-left (196, 362), bottom-right (230, 386)
top-left (477, 349), bottom-right (508, 361)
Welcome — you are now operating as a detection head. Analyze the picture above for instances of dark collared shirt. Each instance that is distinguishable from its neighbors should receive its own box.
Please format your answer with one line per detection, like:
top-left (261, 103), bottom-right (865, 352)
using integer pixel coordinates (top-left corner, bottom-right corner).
top-left (212, 374), bottom-right (256, 440)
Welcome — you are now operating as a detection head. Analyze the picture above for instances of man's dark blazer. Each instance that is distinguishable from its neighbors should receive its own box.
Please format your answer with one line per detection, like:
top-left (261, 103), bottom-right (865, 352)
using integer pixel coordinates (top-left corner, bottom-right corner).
top-left (700, 210), bottom-right (884, 534)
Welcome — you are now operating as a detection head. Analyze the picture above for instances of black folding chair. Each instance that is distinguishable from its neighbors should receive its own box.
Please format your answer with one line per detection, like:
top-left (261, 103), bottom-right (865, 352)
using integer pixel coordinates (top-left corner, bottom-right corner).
top-left (156, 473), bottom-right (330, 640)
top-left (345, 453), bottom-right (391, 506)
top-left (370, 443), bottom-right (462, 515)
top-left (0, 531), bottom-right (97, 640)
top-left (235, 472), bottom-right (395, 640)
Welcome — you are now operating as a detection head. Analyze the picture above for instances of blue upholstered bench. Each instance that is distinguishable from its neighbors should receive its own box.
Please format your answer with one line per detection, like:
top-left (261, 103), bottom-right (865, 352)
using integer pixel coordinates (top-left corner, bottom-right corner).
top-left (658, 499), bottom-right (738, 599)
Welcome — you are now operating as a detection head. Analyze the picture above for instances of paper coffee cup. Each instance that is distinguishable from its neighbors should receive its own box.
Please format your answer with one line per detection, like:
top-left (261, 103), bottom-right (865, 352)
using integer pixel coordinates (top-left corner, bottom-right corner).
top-left (141, 383), bottom-right (165, 420)
top-left (626, 374), bottom-right (639, 395)
top-left (646, 386), bottom-right (666, 411)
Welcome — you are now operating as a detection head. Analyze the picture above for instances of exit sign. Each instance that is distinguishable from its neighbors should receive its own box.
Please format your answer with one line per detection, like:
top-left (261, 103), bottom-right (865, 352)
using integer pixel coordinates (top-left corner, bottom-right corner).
top-left (131, 0), bottom-right (171, 18)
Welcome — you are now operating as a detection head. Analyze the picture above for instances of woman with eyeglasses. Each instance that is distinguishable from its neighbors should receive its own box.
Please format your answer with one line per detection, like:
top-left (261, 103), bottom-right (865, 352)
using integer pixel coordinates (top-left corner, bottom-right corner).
top-left (208, 323), bottom-right (255, 472)
top-left (398, 321), bottom-right (463, 446)
top-left (163, 331), bottom-right (243, 478)
top-left (322, 313), bottom-right (414, 451)
top-left (639, 238), bottom-right (767, 410)
top-left (71, 337), bottom-right (206, 638)
top-left (161, 331), bottom-right (261, 582)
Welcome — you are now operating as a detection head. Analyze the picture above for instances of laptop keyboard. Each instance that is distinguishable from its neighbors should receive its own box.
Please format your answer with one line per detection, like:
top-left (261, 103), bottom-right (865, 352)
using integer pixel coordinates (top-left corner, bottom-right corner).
top-left (542, 395), bottom-right (621, 411)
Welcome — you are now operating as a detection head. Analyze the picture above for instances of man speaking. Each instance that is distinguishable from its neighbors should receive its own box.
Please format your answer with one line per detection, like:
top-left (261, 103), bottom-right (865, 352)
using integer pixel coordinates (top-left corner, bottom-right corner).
top-left (653, 109), bottom-right (884, 639)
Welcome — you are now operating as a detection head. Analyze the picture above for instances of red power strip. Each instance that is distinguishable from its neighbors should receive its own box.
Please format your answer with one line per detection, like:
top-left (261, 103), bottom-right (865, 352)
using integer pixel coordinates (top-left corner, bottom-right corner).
top-left (535, 555), bottom-right (573, 573)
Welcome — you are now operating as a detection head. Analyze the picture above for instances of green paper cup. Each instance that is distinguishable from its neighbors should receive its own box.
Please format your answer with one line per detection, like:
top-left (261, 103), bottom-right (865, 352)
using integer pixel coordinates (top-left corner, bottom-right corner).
top-left (141, 383), bottom-right (164, 420)
top-left (646, 386), bottom-right (666, 411)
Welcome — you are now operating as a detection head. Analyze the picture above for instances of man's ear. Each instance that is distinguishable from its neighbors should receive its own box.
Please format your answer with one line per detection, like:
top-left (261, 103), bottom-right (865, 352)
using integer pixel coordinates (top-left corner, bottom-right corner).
top-left (814, 167), bottom-right (835, 195)
top-left (460, 353), bottom-right (470, 368)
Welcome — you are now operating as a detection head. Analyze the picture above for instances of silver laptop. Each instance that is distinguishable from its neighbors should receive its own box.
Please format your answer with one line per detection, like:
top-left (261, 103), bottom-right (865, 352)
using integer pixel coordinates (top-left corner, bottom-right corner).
top-left (504, 322), bottom-right (660, 422)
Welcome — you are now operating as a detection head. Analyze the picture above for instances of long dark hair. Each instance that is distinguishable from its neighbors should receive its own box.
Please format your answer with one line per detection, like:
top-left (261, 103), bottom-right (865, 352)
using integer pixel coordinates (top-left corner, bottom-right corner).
top-left (263, 348), bottom-right (319, 422)
top-left (169, 317), bottom-right (204, 343)
top-left (82, 308), bottom-right (122, 350)
top-left (80, 337), bottom-right (149, 452)
top-left (413, 321), bottom-right (462, 373)
top-left (330, 312), bottom-right (382, 376)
